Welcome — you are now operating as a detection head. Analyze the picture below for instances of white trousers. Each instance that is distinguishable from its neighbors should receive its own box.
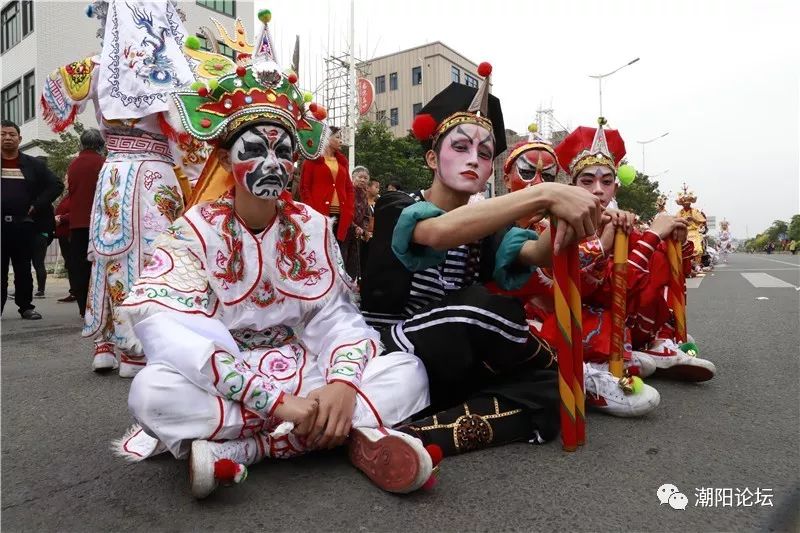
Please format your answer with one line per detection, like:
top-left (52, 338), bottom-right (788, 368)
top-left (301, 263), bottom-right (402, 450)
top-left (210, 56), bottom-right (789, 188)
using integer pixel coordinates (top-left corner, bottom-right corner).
top-left (129, 348), bottom-right (429, 459)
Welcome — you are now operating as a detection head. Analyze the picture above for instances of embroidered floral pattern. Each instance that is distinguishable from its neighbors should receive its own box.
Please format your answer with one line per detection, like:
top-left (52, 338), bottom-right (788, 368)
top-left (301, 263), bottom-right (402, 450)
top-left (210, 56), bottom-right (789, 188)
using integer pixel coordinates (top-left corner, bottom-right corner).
top-left (250, 279), bottom-right (281, 308)
top-left (258, 347), bottom-right (302, 382)
top-left (153, 184), bottom-right (183, 222)
top-left (143, 169), bottom-right (162, 190)
top-left (328, 339), bottom-right (375, 384)
top-left (212, 351), bottom-right (280, 416)
top-left (140, 248), bottom-right (171, 278)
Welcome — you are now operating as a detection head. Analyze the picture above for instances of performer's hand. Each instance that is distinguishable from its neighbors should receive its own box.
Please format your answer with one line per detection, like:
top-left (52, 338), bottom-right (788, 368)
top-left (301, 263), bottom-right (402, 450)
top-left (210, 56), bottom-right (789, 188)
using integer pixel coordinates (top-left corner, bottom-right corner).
top-left (538, 183), bottom-right (602, 254)
top-left (275, 394), bottom-right (319, 431)
top-left (306, 382), bottom-right (357, 450)
top-left (603, 208), bottom-right (636, 234)
top-left (673, 224), bottom-right (688, 244)
top-left (651, 214), bottom-right (688, 241)
top-left (599, 216), bottom-right (615, 251)
top-left (355, 226), bottom-right (364, 238)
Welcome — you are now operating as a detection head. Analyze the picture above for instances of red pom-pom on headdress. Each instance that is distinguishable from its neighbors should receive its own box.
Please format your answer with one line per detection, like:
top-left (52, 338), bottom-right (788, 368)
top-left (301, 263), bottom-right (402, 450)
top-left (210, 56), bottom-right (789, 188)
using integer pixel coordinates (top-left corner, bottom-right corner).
top-left (412, 113), bottom-right (437, 141)
top-left (477, 62), bottom-right (492, 78)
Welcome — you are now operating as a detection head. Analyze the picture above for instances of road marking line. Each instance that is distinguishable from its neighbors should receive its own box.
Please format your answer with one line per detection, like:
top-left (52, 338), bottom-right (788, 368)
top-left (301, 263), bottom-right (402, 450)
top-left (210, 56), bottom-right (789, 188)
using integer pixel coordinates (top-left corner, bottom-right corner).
top-left (753, 257), bottom-right (800, 268)
top-left (740, 272), bottom-right (796, 288)
top-left (719, 268), bottom-right (800, 272)
top-left (686, 277), bottom-right (704, 289)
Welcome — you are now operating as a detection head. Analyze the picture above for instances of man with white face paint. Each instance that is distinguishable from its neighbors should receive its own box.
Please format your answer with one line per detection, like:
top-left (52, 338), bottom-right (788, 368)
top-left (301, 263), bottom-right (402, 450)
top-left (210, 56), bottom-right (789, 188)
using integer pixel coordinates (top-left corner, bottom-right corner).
top-left (113, 10), bottom-right (437, 499)
top-left (361, 64), bottom-right (604, 458)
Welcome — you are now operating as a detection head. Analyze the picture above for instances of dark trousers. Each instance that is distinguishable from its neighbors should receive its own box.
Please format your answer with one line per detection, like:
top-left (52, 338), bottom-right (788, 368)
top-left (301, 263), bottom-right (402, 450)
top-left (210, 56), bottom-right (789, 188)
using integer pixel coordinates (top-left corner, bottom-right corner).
top-left (331, 215), bottom-right (350, 267)
top-left (1, 220), bottom-right (36, 315)
top-left (32, 232), bottom-right (49, 292)
top-left (379, 285), bottom-right (559, 440)
top-left (69, 228), bottom-right (92, 316)
top-left (57, 236), bottom-right (73, 293)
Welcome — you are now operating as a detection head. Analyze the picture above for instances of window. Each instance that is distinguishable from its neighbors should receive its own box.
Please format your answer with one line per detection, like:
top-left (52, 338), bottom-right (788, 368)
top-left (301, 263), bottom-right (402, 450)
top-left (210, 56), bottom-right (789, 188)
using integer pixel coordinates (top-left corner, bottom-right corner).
top-left (2, 80), bottom-right (22, 125)
top-left (23, 70), bottom-right (35, 122)
top-left (196, 34), bottom-right (237, 61)
top-left (451, 65), bottom-right (460, 84)
top-left (389, 72), bottom-right (398, 91)
top-left (375, 75), bottom-right (385, 94)
top-left (412, 66), bottom-right (422, 86)
top-left (464, 74), bottom-right (478, 88)
top-left (196, 0), bottom-right (236, 17)
top-left (375, 110), bottom-right (386, 123)
top-left (412, 102), bottom-right (422, 117)
top-left (2, 1), bottom-right (20, 53)
top-left (390, 108), bottom-right (398, 127)
top-left (21, 0), bottom-right (32, 36)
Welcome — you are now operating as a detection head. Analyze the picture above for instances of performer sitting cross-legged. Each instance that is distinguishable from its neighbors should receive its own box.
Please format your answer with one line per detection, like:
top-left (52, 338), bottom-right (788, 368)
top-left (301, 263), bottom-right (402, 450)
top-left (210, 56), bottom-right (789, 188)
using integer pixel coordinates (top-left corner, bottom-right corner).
top-left (360, 64), bottom-right (604, 457)
top-left (113, 10), bottom-right (436, 499)
top-left (555, 123), bottom-right (715, 383)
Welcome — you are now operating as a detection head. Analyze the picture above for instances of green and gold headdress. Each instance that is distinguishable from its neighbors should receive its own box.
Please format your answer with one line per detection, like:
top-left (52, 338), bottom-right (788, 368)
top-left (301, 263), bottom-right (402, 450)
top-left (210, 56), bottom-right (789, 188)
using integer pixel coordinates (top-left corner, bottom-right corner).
top-left (170, 9), bottom-right (327, 159)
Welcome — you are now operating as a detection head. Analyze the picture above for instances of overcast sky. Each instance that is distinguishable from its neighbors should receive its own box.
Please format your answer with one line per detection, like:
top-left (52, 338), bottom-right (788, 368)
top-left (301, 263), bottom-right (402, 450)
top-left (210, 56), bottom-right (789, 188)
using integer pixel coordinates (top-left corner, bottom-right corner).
top-left (263, 0), bottom-right (798, 238)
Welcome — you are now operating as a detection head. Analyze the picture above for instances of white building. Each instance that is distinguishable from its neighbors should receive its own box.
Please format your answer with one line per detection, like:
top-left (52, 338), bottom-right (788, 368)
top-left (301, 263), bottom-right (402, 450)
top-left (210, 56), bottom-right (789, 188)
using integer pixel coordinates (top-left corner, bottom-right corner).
top-left (1, 0), bottom-right (253, 155)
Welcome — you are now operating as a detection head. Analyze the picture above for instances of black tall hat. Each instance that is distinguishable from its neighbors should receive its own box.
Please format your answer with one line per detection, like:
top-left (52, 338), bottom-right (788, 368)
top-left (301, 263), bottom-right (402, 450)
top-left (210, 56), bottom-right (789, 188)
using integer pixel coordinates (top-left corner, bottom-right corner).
top-left (412, 62), bottom-right (506, 156)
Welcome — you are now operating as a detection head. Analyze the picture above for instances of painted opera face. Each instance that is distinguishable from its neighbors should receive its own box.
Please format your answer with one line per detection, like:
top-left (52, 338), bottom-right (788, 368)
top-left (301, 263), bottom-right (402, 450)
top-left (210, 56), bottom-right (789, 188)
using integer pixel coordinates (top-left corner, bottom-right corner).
top-left (575, 164), bottom-right (618, 208)
top-left (229, 124), bottom-right (295, 199)
top-left (432, 123), bottom-right (495, 195)
top-left (506, 148), bottom-right (558, 192)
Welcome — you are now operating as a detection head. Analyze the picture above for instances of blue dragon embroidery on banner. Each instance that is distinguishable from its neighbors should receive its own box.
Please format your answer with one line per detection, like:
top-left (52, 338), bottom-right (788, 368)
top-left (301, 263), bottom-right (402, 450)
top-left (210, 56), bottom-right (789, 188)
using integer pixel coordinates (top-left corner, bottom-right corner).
top-left (106, 2), bottom-right (185, 108)
top-left (124, 3), bottom-right (180, 86)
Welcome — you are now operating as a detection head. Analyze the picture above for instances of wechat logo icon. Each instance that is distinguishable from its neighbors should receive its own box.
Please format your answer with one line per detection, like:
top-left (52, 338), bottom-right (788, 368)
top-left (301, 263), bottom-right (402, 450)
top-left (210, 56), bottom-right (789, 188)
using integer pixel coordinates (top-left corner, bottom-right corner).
top-left (658, 483), bottom-right (689, 510)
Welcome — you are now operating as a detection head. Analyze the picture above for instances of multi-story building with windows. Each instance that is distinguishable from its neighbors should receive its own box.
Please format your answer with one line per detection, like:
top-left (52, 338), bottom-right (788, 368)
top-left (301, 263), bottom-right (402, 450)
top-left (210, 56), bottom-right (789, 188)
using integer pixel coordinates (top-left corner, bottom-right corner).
top-left (1, 0), bottom-right (253, 155)
top-left (357, 41), bottom-right (489, 138)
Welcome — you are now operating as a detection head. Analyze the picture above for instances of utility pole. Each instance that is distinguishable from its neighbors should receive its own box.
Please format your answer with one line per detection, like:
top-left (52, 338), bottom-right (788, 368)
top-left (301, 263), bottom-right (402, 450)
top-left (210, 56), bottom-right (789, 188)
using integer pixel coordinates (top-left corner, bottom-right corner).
top-left (348, 0), bottom-right (356, 173)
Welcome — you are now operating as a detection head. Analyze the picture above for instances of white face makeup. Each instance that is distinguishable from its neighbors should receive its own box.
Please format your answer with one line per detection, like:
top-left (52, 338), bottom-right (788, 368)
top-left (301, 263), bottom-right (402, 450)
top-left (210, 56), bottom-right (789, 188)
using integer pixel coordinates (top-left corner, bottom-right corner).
top-left (575, 164), bottom-right (617, 208)
top-left (229, 124), bottom-right (294, 199)
top-left (435, 123), bottom-right (495, 194)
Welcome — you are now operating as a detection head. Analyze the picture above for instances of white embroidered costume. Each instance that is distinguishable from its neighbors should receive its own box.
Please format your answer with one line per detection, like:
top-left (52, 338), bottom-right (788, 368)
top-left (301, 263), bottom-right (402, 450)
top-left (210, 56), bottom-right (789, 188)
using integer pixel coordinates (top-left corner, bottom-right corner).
top-left (40, 1), bottom-right (202, 374)
top-left (117, 193), bottom-right (429, 459)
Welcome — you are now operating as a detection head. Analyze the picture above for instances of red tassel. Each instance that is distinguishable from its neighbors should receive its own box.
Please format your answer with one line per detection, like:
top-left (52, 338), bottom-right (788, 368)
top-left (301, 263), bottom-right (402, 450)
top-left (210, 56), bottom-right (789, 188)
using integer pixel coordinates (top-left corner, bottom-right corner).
top-left (40, 95), bottom-right (78, 133)
top-left (477, 62), bottom-right (492, 77)
top-left (157, 112), bottom-right (183, 143)
top-left (412, 113), bottom-right (437, 141)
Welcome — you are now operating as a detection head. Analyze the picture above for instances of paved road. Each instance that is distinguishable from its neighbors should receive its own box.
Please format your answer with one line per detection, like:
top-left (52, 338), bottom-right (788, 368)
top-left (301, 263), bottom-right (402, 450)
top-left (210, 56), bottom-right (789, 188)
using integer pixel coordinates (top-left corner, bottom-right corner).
top-left (2, 253), bottom-right (798, 532)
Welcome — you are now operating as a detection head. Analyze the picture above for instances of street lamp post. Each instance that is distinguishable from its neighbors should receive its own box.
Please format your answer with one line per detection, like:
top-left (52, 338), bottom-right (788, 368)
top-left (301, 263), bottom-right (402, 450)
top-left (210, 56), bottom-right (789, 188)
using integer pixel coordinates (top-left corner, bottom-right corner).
top-left (588, 57), bottom-right (640, 117)
top-left (637, 131), bottom-right (670, 173)
top-left (649, 169), bottom-right (670, 179)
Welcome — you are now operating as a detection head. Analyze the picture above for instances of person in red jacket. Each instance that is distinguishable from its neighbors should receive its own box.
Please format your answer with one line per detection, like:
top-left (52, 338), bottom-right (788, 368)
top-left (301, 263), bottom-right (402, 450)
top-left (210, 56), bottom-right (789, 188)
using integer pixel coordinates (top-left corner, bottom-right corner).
top-left (299, 127), bottom-right (355, 250)
top-left (54, 194), bottom-right (76, 303)
top-left (66, 129), bottom-right (105, 319)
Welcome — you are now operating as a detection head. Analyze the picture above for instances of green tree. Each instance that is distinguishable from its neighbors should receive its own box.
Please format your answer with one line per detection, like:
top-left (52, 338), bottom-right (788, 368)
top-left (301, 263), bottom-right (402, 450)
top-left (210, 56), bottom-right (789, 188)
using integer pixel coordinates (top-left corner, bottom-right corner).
top-left (353, 120), bottom-right (430, 191)
top-left (33, 121), bottom-right (85, 181)
top-left (615, 170), bottom-right (661, 221)
top-left (787, 214), bottom-right (800, 241)
top-left (765, 219), bottom-right (788, 242)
